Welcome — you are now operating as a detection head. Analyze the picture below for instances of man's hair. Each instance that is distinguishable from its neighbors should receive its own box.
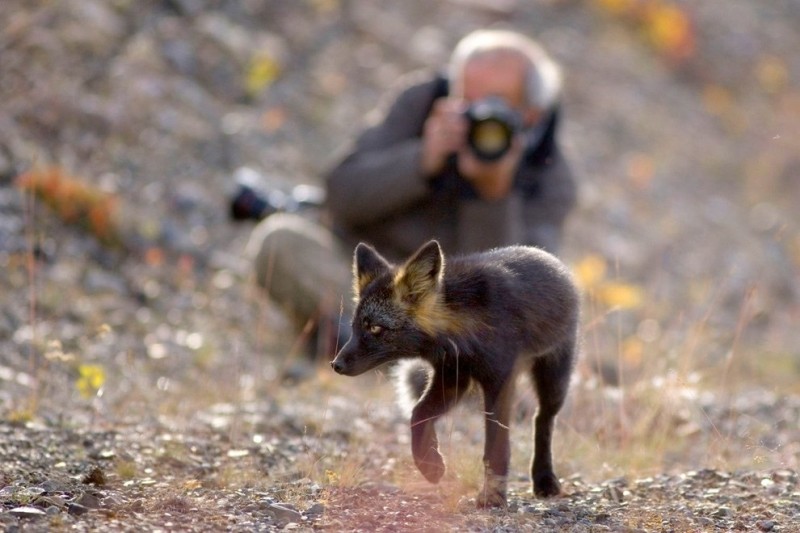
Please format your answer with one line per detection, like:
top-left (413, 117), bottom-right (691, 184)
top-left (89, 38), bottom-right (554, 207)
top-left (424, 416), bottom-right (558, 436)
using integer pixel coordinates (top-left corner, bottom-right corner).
top-left (447, 29), bottom-right (562, 110)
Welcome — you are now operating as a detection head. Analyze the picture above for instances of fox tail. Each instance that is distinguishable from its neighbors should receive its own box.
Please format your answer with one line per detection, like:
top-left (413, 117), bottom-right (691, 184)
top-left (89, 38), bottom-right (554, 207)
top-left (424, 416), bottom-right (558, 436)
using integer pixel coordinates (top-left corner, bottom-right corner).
top-left (391, 359), bottom-right (432, 418)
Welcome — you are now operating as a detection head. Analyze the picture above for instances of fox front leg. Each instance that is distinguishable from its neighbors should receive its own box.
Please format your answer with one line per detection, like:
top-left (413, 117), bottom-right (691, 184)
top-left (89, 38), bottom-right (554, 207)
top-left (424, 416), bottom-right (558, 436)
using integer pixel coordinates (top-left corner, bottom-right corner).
top-left (410, 365), bottom-right (469, 484)
top-left (410, 412), bottom-right (445, 483)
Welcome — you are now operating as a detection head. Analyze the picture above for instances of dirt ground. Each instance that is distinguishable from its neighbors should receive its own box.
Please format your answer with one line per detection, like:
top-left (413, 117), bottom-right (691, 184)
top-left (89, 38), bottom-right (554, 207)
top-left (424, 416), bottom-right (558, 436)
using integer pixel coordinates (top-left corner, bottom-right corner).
top-left (1, 1), bottom-right (799, 531)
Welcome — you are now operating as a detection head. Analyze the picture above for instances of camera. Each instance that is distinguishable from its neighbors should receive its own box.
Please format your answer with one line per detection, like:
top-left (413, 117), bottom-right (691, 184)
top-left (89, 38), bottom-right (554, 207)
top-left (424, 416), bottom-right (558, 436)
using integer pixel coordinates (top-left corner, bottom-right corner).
top-left (464, 96), bottom-right (522, 161)
top-left (229, 167), bottom-right (325, 221)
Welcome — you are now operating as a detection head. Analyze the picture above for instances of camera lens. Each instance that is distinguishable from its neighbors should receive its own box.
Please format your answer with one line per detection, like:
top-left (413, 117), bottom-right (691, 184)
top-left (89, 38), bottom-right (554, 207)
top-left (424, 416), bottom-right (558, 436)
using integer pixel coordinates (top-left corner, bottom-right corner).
top-left (465, 97), bottom-right (521, 161)
top-left (229, 183), bottom-right (274, 220)
top-left (469, 119), bottom-right (514, 161)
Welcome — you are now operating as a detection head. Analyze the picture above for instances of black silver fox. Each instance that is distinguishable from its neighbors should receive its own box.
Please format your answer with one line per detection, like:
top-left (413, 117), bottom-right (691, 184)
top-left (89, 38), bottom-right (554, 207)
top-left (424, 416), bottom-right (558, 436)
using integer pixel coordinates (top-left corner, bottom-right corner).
top-left (331, 240), bottom-right (580, 507)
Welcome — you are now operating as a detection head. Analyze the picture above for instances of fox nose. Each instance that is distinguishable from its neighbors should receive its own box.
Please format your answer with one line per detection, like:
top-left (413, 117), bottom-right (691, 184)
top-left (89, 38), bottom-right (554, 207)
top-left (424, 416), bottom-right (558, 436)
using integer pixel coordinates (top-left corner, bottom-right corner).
top-left (331, 358), bottom-right (345, 374)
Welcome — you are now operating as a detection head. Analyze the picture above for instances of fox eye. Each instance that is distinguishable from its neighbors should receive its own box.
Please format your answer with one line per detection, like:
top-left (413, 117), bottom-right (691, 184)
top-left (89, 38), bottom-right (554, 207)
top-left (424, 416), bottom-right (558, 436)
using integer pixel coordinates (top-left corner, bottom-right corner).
top-left (368, 324), bottom-right (383, 335)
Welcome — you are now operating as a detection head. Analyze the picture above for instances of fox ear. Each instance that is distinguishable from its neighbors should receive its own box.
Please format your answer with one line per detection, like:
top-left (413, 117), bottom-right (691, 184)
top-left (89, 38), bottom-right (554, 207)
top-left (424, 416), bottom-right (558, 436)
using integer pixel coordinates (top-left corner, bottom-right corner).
top-left (353, 242), bottom-right (391, 298)
top-left (395, 240), bottom-right (444, 305)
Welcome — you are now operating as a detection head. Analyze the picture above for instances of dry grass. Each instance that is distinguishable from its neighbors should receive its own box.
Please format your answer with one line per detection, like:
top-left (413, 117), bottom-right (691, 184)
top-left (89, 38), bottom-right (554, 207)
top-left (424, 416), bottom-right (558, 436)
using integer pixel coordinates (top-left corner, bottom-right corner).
top-left (8, 191), bottom-right (794, 505)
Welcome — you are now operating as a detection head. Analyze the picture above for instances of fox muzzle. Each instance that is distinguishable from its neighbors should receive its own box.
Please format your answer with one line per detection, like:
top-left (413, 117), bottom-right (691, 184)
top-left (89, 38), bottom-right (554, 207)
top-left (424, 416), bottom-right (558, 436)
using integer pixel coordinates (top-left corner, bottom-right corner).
top-left (330, 355), bottom-right (348, 375)
top-left (330, 341), bottom-right (357, 376)
top-left (330, 339), bottom-right (387, 376)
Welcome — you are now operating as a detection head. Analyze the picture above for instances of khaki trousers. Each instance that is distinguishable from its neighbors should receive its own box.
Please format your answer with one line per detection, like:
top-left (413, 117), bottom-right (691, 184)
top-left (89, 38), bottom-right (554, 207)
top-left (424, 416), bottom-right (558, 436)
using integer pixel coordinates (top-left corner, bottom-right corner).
top-left (246, 213), bottom-right (354, 343)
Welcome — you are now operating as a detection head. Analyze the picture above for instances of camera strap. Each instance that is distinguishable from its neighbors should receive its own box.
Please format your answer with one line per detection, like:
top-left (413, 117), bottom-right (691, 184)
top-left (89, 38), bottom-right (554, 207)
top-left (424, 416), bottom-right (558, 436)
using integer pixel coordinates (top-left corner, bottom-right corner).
top-left (521, 107), bottom-right (561, 167)
top-left (521, 109), bottom-right (554, 153)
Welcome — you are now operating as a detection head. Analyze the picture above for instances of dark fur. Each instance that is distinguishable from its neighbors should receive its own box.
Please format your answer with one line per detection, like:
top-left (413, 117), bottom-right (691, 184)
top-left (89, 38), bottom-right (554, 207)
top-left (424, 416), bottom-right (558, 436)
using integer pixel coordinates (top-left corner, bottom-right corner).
top-left (331, 240), bottom-right (579, 508)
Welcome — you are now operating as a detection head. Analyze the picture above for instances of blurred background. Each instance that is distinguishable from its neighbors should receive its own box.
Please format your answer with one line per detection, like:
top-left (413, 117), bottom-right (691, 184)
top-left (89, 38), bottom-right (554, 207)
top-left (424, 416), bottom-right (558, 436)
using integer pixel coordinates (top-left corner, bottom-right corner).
top-left (1, 0), bottom-right (798, 478)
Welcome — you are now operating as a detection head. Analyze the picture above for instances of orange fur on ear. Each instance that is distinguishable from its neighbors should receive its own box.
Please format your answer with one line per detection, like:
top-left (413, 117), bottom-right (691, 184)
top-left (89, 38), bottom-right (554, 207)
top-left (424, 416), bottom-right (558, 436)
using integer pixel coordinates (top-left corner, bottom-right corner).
top-left (394, 240), bottom-right (444, 305)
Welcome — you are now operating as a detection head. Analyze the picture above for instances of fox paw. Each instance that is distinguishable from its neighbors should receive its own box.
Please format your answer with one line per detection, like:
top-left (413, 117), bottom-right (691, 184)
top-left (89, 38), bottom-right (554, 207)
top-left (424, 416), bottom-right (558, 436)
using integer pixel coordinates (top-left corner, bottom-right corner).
top-left (533, 470), bottom-right (561, 498)
top-left (475, 488), bottom-right (507, 509)
top-left (415, 450), bottom-right (445, 484)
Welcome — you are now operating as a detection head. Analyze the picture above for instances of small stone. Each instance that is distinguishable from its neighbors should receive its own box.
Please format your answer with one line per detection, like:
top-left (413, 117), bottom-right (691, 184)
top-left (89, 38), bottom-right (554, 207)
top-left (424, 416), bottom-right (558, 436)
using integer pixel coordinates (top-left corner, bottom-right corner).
top-left (266, 503), bottom-right (302, 524)
top-left (75, 491), bottom-right (102, 509)
top-left (712, 507), bottom-right (733, 519)
top-left (66, 502), bottom-right (90, 516)
top-left (84, 268), bottom-right (127, 294)
top-left (9, 506), bottom-right (46, 517)
top-left (603, 485), bottom-right (624, 503)
top-left (772, 470), bottom-right (796, 483)
top-left (305, 503), bottom-right (325, 517)
top-left (756, 520), bottom-right (775, 531)
top-left (35, 495), bottom-right (66, 509)
top-left (89, 449), bottom-right (116, 460)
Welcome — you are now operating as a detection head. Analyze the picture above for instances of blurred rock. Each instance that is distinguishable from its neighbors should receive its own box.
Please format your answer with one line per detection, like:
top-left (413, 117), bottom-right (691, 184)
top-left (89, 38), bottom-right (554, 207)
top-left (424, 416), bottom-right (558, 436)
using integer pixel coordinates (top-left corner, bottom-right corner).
top-left (304, 502), bottom-right (325, 517)
top-left (9, 506), bottom-right (46, 517)
top-left (84, 268), bottom-right (127, 295)
top-left (265, 502), bottom-right (302, 524)
top-left (59, 0), bottom-right (127, 54)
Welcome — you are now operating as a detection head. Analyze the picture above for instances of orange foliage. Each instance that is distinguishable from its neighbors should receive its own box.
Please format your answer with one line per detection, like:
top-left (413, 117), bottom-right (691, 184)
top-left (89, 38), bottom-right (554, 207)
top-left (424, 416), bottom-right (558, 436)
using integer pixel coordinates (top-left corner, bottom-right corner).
top-left (15, 166), bottom-right (121, 247)
top-left (593, 0), bottom-right (695, 63)
top-left (144, 246), bottom-right (165, 266)
top-left (574, 254), bottom-right (645, 310)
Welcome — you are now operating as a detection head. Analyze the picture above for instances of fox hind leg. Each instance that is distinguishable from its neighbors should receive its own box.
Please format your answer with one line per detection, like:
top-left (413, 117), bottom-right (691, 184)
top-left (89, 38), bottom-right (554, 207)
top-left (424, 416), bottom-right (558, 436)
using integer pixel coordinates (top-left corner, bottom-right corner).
top-left (529, 340), bottom-right (575, 497)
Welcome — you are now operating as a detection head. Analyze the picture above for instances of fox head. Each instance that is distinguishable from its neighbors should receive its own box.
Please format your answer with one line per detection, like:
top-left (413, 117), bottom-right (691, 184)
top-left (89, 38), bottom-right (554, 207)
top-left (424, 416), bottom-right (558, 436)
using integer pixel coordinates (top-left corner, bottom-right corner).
top-left (331, 240), bottom-right (449, 376)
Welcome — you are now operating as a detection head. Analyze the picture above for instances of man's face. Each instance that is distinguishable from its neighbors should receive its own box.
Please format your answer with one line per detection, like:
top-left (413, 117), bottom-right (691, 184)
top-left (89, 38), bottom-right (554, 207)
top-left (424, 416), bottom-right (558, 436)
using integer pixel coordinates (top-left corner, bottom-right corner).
top-left (459, 53), bottom-right (541, 127)
top-left (447, 53), bottom-right (540, 200)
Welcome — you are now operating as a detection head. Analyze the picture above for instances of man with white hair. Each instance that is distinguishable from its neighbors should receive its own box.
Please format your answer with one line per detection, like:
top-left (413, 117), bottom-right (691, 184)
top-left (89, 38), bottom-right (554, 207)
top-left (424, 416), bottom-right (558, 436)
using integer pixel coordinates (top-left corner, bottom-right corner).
top-left (248, 28), bottom-right (577, 360)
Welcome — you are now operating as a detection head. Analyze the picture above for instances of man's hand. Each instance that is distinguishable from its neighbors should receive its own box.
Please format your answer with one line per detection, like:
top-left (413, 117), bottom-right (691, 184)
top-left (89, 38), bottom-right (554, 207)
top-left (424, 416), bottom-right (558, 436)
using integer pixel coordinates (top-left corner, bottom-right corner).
top-left (420, 98), bottom-right (467, 176)
top-left (421, 96), bottom-right (523, 201)
top-left (457, 136), bottom-right (522, 201)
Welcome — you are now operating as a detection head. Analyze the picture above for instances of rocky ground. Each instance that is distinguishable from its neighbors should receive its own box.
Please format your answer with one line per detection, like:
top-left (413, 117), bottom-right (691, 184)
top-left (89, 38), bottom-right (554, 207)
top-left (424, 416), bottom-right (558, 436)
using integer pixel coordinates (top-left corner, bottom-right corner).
top-left (1, 0), bottom-right (799, 531)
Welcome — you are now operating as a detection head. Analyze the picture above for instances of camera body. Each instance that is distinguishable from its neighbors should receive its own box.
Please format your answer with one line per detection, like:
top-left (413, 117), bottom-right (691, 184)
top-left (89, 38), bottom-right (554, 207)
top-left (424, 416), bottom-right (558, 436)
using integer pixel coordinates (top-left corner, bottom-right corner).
top-left (464, 96), bottom-right (522, 161)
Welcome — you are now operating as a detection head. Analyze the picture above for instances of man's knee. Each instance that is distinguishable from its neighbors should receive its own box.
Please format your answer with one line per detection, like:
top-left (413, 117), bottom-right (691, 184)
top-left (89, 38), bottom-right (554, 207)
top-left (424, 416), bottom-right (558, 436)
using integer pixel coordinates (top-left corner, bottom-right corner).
top-left (247, 213), bottom-right (323, 289)
top-left (245, 213), bottom-right (352, 320)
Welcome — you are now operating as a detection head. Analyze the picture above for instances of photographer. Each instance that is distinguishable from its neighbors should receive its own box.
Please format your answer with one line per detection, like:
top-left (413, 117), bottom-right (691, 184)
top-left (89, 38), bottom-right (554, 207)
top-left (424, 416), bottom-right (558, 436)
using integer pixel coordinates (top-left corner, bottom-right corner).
top-left (246, 29), bottom-right (577, 360)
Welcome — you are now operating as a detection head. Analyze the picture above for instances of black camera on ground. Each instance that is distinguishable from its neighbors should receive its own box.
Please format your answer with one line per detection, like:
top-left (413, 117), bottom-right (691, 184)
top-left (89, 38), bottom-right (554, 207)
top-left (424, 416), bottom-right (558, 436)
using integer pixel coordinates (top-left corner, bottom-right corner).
top-left (229, 167), bottom-right (325, 221)
top-left (464, 96), bottom-right (523, 162)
